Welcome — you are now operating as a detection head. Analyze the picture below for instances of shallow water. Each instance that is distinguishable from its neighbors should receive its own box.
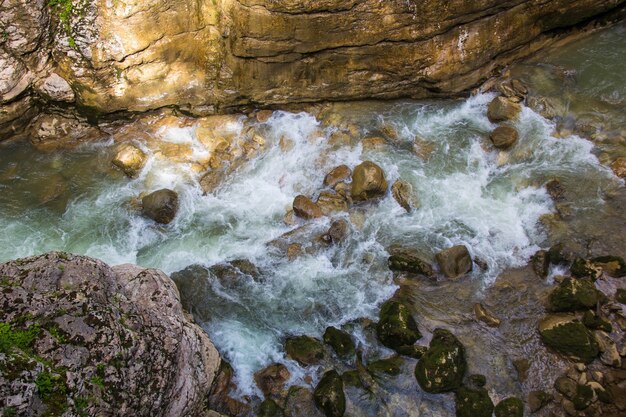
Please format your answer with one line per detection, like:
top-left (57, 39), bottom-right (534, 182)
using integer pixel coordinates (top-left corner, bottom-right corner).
top-left (1, 22), bottom-right (625, 416)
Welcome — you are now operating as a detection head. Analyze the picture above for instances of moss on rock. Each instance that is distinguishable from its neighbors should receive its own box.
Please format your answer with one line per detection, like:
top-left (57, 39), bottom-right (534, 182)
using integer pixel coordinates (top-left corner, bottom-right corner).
top-left (285, 336), bottom-right (324, 366)
top-left (366, 355), bottom-right (404, 376)
top-left (455, 387), bottom-right (494, 417)
top-left (549, 278), bottom-right (599, 312)
top-left (258, 399), bottom-right (284, 417)
top-left (539, 315), bottom-right (599, 363)
top-left (313, 370), bottom-right (345, 417)
top-left (494, 397), bottom-right (523, 417)
top-left (323, 327), bottom-right (355, 359)
top-left (415, 329), bottom-right (466, 393)
top-left (376, 300), bottom-right (421, 350)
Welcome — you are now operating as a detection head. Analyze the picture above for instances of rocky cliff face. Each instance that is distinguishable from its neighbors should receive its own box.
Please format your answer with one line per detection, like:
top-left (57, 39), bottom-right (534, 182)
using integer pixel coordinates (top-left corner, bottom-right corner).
top-left (0, 252), bottom-right (220, 417)
top-left (1, 0), bottom-right (624, 140)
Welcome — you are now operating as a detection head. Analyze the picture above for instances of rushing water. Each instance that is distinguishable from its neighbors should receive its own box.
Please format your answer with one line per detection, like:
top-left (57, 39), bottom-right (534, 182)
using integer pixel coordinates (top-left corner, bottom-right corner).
top-left (1, 23), bottom-right (625, 416)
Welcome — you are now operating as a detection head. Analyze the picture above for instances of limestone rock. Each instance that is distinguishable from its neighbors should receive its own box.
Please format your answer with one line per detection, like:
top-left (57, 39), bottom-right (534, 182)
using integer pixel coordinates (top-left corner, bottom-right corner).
top-left (376, 300), bottom-right (422, 350)
top-left (0, 252), bottom-right (220, 417)
top-left (539, 314), bottom-right (599, 363)
top-left (490, 125), bottom-right (519, 149)
top-left (324, 165), bottom-right (351, 188)
top-left (142, 188), bottom-right (179, 224)
top-left (435, 245), bottom-right (473, 279)
top-left (313, 370), bottom-right (345, 417)
top-left (351, 161), bottom-right (388, 202)
top-left (112, 144), bottom-right (147, 178)
top-left (293, 195), bottom-right (323, 219)
top-left (487, 97), bottom-right (522, 122)
top-left (415, 329), bottom-right (466, 393)
top-left (35, 73), bottom-right (75, 102)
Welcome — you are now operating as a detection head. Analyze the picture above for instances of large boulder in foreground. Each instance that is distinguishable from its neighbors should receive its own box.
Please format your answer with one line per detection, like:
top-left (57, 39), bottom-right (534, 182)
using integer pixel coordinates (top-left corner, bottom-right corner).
top-left (415, 329), bottom-right (466, 393)
top-left (351, 161), bottom-right (388, 202)
top-left (549, 277), bottom-right (600, 312)
top-left (539, 314), bottom-right (599, 363)
top-left (142, 188), bottom-right (179, 224)
top-left (0, 252), bottom-right (220, 417)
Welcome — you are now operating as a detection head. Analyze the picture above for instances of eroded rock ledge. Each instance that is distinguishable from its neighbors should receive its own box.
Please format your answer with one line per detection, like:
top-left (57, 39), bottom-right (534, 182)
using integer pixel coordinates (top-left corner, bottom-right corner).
top-left (0, 252), bottom-right (220, 417)
top-left (1, 0), bottom-right (625, 140)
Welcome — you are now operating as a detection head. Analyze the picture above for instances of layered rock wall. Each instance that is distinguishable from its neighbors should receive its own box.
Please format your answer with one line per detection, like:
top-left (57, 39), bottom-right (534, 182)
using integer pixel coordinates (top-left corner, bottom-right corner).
top-left (1, 0), bottom-right (624, 139)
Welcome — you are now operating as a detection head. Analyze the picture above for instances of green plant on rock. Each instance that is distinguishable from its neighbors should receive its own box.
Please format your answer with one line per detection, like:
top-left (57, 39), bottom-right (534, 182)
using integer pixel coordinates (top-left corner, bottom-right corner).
top-left (48, 0), bottom-right (77, 49)
top-left (0, 322), bottom-right (40, 354)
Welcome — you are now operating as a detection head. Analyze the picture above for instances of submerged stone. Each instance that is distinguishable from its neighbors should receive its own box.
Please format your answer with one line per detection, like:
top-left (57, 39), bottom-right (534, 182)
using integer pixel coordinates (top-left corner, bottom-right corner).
top-left (313, 370), bottom-right (345, 417)
top-left (539, 314), bottom-right (599, 363)
top-left (435, 245), bottom-right (472, 279)
top-left (549, 277), bottom-right (600, 312)
top-left (376, 300), bottom-right (421, 350)
top-left (366, 355), bottom-right (404, 376)
top-left (528, 390), bottom-right (551, 413)
top-left (473, 303), bottom-right (501, 327)
top-left (258, 399), bottom-right (284, 417)
top-left (494, 397), bottom-right (523, 417)
top-left (141, 188), bottom-right (179, 224)
top-left (455, 387), bottom-right (494, 417)
top-left (415, 329), bottom-right (466, 393)
top-left (351, 161), bottom-right (387, 202)
top-left (323, 327), bottom-right (355, 359)
top-left (285, 336), bottom-right (324, 366)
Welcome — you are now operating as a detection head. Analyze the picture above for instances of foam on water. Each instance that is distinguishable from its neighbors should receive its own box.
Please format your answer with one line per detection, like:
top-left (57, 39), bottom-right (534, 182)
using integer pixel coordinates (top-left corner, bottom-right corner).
top-left (0, 93), bottom-right (619, 395)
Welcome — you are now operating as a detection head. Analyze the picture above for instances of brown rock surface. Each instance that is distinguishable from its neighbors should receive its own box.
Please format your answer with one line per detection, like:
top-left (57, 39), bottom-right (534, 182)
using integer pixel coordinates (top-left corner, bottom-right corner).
top-left (293, 195), bottom-right (323, 219)
top-left (490, 125), bottom-right (519, 149)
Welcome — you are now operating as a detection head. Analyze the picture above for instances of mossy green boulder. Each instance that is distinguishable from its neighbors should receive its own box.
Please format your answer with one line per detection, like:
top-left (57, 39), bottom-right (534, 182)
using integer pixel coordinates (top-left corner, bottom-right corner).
top-left (494, 397), bottom-right (523, 417)
top-left (581, 310), bottom-right (612, 332)
top-left (415, 329), bottom-right (466, 393)
top-left (366, 355), bottom-right (404, 376)
top-left (285, 336), bottom-right (324, 366)
top-left (313, 370), bottom-right (345, 417)
top-left (258, 399), bottom-right (284, 417)
top-left (591, 255), bottom-right (626, 277)
top-left (570, 258), bottom-right (602, 280)
top-left (376, 300), bottom-right (421, 350)
top-left (387, 248), bottom-right (434, 278)
top-left (323, 327), bottom-right (355, 358)
top-left (539, 315), bottom-right (599, 363)
top-left (455, 387), bottom-right (494, 417)
top-left (572, 384), bottom-right (594, 410)
top-left (549, 278), bottom-right (600, 312)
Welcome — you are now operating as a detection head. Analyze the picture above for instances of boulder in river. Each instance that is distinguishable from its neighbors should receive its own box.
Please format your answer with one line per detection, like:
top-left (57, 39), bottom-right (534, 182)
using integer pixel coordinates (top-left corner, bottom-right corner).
top-left (489, 125), bottom-right (519, 149)
top-left (387, 247), bottom-right (435, 278)
top-left (0, 252), bottom-right (220, 417)
top-left (293, 195), bottom-right (323, 219)
top-left (435, 245), bottom-right (473, 279)
top-left (285, 386), bottom-right (323, 417)
top-left (324, 165), bottom-right (351, 188)
top-left (351, 161), bottom-right (388, 202)
top-left (487, 96), bottom-right (522, 122)
top-left (285, 336), bottom-right (324, 366)
top-left (323, 327), bottom-right (355, 358)
top-left (391, 179), bottom-right (417, 212)
top-left (316, 191), bottom-right (349, 215)
top-left (112, 143), bottom-right (147, 178)
top-left (254, 363), bottom-right (290, 398)
top-left (531, 249), bottom-right (550, 278)
top-left (313, 370), bottom-right (345, 417)
top-left (376, 300), bottom-right (422, 350)
top-left (415, 329), bottom-right (466, 393)
top-left (539, 314), bottom-right (599, 363)
top-left (610, 157), bottom-right (626, 179)
top-left (455, 387), bottom-right (494, 417)
top-left (258, 399), bottom-right (283, 417)
top-left (549, 277), bottom-right (600, 312)
top-left (570, 257), bottom-right (603, 280)
top-left (591, 255), bottom-right (626, 278)
top-left (494, 397), bottom-right (524, 417)
top-left (142, 188), bottom-right (179, 224)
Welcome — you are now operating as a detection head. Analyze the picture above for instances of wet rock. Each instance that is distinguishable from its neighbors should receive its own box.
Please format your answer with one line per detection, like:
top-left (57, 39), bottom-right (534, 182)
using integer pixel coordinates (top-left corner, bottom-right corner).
top-left (455, 387), bottom-right (494, 417)
top-left (323, 327), bottom-right (355, 358)
top-left (548, 243), bottom-right (574, 265)
top-left (387, 247), bottom-right (435, 278)
top-left (572, 383), bottom-right (594, 410)
top-left (531, 250), bottom-right (550, 278)
top-left (591, 256), bottom-right (626, 278)
top-left (254, 363), bottom-right (290, 398)
top-left (209, 259), bottom-right (261, 286)
top-left (490, 125), bottom-right (519, 149)
top-left (351, 161), bottom-right (388, 202)
top-left (324, 165), bottom-right (351, 188)
top-left (570, 258), bottom-right (603, 280)
top-left (549, 277), bottom-right (600, 312)
top-left (616, 289), bottom-right (626, 304)
top-left (494, 397), bottom-right (523, 417)
top-left (512, 359), bottom-right (530, 382)
top-left (610, 157), bottom-right (626, 179)
top-left (208, 361), bottom-right (251, 416)
top-left (415, 329), bottom-right (466, 393)
top-left (284, 386), bottom-right (323, 417)
top-left (528, 390), bottom-right (551, 413)
top-left (141, 188), bottom-right (179, 224)
top-left (376, 300), bottom-right (421, 350)
top-left (258, 399), bottom-right (284, 417)
top-left (595, 331), bottom-right (621, 367)
top-left (112, 143), bottom-right (147, 178)
top-left (555, 375), bottom-right (578, 398)
top-left (361, 136), bottom-right (387, 151)
top-left (255, 110), bottom-right (274, 123)
top-left (539, 314), bottom-right (599, 363)
top-left (487, 97), bottom-right (522, 122)
top-left (316, 191), bottom-right (349, 215)
top-left (366, 355), bottom-right (404, 376)
top-left (325, 220), bottom-right (349, 244)
top-left (473, 303), bottom-right (501, 327)
top-left (582, 310), bottom-right (612, 333)
top-left (293, 195), bottom-right (323, 219)
top-left (35, 73), bottom-right (75, 102)
top-left (546, 179), bottom-right (566, 201)
top-left (0, 253), bottom-right (220, 417)
top-left (395, 345), bottom-right (428, 359)
top-left (391, 179), bottom-right (417, 212)
top-left (285, 336), bottom-right (324, 366)
top-left (435, 245), bottom-right (473, 279)
top-left (313, 370), bottom-right (345, 417)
